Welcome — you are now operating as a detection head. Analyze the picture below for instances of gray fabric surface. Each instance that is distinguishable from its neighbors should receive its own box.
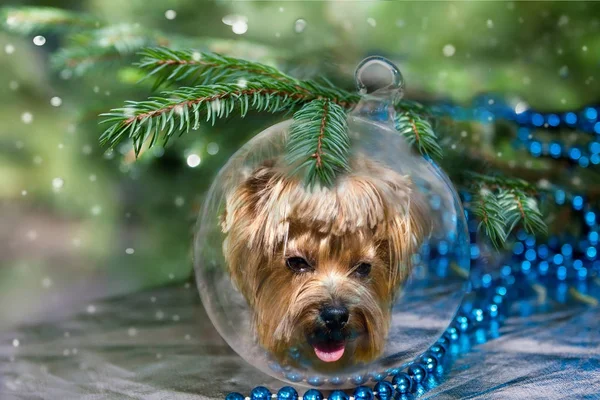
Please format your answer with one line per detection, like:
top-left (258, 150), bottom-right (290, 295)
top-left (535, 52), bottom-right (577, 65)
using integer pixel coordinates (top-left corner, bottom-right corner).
top-left (1, 280), bottom-right (599, 399)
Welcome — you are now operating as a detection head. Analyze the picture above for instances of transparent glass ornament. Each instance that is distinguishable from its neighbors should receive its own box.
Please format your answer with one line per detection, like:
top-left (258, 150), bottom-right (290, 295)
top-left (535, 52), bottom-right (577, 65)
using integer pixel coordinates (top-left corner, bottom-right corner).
top-left (194, 57), bottom-right (470, 389)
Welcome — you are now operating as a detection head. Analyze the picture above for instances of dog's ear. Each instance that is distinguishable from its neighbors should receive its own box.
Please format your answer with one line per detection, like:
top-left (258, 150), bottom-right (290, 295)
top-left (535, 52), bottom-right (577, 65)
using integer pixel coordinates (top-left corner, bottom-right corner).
top-left (220, 160), bottom-right (291, 256)
top-left (359, 161), bottom-right (431, 287)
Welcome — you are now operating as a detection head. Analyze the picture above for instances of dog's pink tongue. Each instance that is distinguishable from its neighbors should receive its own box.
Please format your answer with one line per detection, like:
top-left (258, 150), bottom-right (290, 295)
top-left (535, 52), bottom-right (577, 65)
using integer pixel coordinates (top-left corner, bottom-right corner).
top-left (313, 343), bottom-right (345, 363)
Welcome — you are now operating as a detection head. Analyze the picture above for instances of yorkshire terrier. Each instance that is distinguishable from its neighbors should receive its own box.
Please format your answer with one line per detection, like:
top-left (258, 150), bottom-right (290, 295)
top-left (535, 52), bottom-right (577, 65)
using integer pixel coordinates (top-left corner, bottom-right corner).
top-left (220, 155), bottom-right (430, 369)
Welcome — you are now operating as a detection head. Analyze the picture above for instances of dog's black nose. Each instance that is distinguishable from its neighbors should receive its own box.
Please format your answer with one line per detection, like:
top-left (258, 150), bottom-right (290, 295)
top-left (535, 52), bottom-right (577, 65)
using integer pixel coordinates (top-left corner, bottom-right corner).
top-left (320, 305), bottom-right (349, 330)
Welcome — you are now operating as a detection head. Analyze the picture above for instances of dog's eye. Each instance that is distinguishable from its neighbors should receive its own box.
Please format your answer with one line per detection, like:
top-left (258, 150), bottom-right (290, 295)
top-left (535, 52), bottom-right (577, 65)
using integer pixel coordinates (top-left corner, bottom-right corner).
top-left (354, 262), bottom-right (372, 277)
top-left (286, 257), bottom-right (313, 273)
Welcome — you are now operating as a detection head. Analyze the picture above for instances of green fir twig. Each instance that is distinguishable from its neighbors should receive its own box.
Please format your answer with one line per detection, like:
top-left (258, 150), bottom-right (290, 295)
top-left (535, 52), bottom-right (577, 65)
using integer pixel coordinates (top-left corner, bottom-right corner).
top-left (0, 6), bottom-right (98, 35)
top-left (471, 188), bottom-right (507, 249)
top-left (498, 189), bottom-right (547, 236)
top-left (465, 172), bottom-right (548, 246)
top-left (100, 80), bottom-right (326, 154)
top-left (286, 100), bottom-right (350, 187)
top-left (137, 47), bottom-right (298, 88)
top-left (394, 110), bottom-right (443, 160)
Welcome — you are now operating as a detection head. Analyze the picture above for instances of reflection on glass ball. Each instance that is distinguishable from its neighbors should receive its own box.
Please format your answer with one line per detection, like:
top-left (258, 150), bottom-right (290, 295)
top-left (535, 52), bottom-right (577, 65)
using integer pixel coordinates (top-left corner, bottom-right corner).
top-left (194, 115), bottom-right (470, 389)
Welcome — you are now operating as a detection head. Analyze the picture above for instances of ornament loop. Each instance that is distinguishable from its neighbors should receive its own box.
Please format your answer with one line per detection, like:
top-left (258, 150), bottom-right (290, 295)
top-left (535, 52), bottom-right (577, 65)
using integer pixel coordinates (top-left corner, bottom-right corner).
top-left (354, 56), bottom-right (404, 99)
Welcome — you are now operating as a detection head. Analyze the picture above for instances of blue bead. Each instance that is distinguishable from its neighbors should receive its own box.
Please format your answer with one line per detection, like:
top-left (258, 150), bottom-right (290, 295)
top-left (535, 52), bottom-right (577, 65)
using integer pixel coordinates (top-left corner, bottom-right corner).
top-left (303, 389), bottom-right (323, 400)
top-left (446, 326), bottom-right (460, 341)
top-left (557, 266), bottom-right (567, 280)
top-left (429, 344), bottom-right (446, 360)
top-left (529, 141), bottom-right (542, 156)
top-left (585, 107), bottom-right (598, 120)
top-left (579, 156), bottom-right (590, 167)
top-left (513, 242), bottom-right (525, 255)
top-left (549, 142), bottom-right (562, 158)
top-left (595, 121), bottom-right (600, 134)
top-left (569, 147), bottom-right (582, 161)
top-left (408, 365), bottom-right (427, 383)
top-left (553, 253), bottom-right (564, 265)
top-left (329, 376), bottom-right (346, 386)
top-left (525, 248), bottom-right (537, 261)
top-left (455, 315), bottom-right (470, 332)
top-left (369, 371), bottom-right (386, 382)
top-left (437, 240), bottom-right (449, 255)
top-left (420, 353), bottom-right (438, 373)
top-left (548, 114), bottom-right (560, 126)
top-left (517, 127), bottom-right (530, 140)
top-left (250, 387), bottom-right (271, 400)
top-left (537, 244), bottom-right (549, 259)
top-left (392, 373), bottom-right (412, 394)
top-left (351, 375), bottom-right (367, 385)
top-left (268, 361), bottom-right (283, 372)
top-left (565, 112), bottom-right (577, 124)
top-left (226, 393), bottom-right (245, 400)
top-left (561, 243), bottom-right (573, 257)
top-left (585, 211), bottom-right (596, 226)
top-left (437, 335), bottom-right (450, 347)
top-left (587, 247), bottom-right (597, 259)
top-left (307, 376), bottom-right (324, 386)
top-left (573, 195), bottom-right (584, 210)
top-left (531, 113), bottom-right (544, 126)
top-left (538, 261), bottom-right (549, 274)
top-left (374, 381), bottom-right (394, 400)
top-left (329, 390), bottom-right (350, 400)
top-left (555, 190), bottom-right (566, 205)
top-left (470, 244), bottom-right (480, 259)
top-left (487, 303), bottom-right (499, 318)
top-left (353, 386), bottom-right (374, 400)
top-left (277, 386), bottom-right (298, 400)
top-left (481, 273), bottom-right (492, 287)
top-left (471, 308), bottom-right (484, 323)
top-left (591, 142), bottom-right (600, 154)
top-left (285, 372), bottom-right (303, 382)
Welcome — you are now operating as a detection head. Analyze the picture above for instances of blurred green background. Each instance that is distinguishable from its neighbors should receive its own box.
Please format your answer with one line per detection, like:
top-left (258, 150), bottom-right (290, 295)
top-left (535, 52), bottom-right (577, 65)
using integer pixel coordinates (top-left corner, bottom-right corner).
top-left (1, 0), bottom-right (599, 329)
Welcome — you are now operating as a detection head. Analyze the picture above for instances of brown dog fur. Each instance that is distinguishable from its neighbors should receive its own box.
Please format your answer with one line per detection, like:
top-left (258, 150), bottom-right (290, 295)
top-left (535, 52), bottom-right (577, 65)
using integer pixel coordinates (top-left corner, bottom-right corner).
top-left (220, 156), bottom-right (429, 369)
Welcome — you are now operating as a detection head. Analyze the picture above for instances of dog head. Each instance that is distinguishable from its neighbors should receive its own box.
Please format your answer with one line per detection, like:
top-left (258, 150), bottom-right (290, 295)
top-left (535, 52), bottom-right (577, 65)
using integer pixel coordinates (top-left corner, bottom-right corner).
top-left (220, 156), bottom-right (430, 369)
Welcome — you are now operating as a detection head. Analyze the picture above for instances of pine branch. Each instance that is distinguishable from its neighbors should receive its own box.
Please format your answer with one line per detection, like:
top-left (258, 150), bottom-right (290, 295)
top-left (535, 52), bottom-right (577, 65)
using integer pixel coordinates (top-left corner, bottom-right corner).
top-left (394, 110), bottom-right (443, 159)
top-left (464, 172), bottom-right (535, 192)
top-left (498, 189), bottom-right (547, 236)
top-left (51, 24), bottom-right (181, 76)
top-left (286, 100), bottom-right (350, 187)
top-left (465, 172), bottom-right (548, 245)
top-left (100, 80), bottom-right (326, 154)
top-left (51, 46), bottom-right (127, 76)
top-left (471, 188), bottom-right (507, 249)
top-left (137, 47), bottom-right (299, 88)
top-left (1, 6), bottom-right (97, 35)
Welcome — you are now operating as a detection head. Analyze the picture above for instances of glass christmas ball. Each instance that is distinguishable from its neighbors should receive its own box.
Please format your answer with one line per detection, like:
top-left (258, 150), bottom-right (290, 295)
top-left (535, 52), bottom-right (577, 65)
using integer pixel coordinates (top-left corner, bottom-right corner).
top-left (194, 114), bottom-right (470, 389)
